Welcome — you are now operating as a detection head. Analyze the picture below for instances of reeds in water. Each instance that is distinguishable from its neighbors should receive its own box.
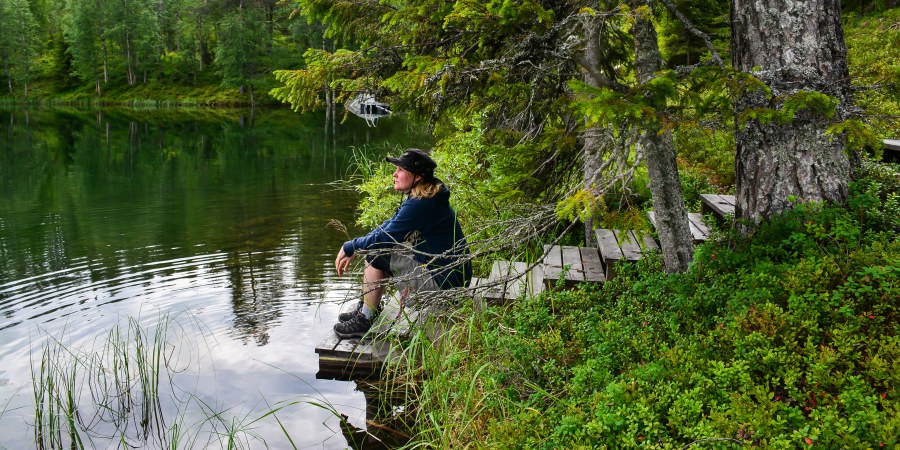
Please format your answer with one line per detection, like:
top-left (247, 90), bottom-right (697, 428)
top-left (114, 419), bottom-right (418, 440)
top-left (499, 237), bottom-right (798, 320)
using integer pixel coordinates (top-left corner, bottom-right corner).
top-left (31, 317), bottom-right (172, 449)
top-left (29, 315), bottom-right (313, 449)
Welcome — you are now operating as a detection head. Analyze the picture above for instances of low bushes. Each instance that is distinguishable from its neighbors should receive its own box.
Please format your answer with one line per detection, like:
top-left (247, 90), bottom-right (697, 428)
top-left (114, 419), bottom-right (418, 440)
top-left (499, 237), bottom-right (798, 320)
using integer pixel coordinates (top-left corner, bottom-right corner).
top-left (400, 164), bottom-right (900, 448)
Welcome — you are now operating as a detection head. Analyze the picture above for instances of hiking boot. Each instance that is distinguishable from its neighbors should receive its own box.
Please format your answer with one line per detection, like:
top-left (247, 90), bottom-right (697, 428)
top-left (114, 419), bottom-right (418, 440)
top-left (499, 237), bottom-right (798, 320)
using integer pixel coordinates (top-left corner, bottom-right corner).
top-left (333, 312), bottom-right (373, 338)
top-left (338, 301), bottom-right (363, 322)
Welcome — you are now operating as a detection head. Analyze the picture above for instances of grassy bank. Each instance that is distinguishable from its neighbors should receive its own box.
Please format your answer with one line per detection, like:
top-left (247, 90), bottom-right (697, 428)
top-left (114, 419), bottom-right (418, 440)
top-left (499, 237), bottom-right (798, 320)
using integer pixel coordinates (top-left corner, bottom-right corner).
top-left (385, 162), bottom-right (900, 448)
top-left (0, 74), bottom-right (283, 108)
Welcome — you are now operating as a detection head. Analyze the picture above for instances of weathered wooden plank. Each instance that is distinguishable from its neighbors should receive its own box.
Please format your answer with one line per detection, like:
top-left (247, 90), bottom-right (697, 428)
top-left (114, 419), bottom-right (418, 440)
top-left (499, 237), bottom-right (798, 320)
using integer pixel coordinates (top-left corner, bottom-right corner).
top-left (700, 193), bottom-right (735, 219)
top-left (527, 264), bottom-right (545, 297)
top-left (648, 211), bottom-right (709, 242)
top-left (317, 355), bottom-right (381, 371)
top-left (541, 244), bottom-right (565, 281)
top-left (369, 340), bottom-right (393, 362)
top-left (561, 246), bottom-right (586, 281)
top-left (579, 247), bottom-right (605, 283)
top-left (350, 340), bottom-right (379, 361)
top-left (315, 334), bottom-right (342, 354)
top-left (638, 232), bottom-right (660, 252)
top-left (487, 260), bottom-right (527, 300)
top-left (595, 228), bottom-right (624, 262)
top-left (331, 338), bottom-right (368, 359)
top-left (617, 230), bottom-right (643, 262)
top-left (317, 355), bottom-right (382, 379)
top-left (687, 213), bottom-right (710, 242)
top-left (506, 261), bottom-right (527, 299)
top-left (883, 139), bottom-right (900, 163)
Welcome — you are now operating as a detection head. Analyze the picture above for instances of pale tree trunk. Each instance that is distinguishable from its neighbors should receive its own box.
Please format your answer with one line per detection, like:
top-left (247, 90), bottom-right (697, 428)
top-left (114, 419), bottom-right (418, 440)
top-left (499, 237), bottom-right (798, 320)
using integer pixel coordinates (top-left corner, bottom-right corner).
top-left (633, 11), bottom-right (694, 273)
top-left (732, 0), bottom-right (851, 225)
top-left (3, 50), bottom-right (11, 95)
top-left (103, 43), bottom-right (109, 83)
top-left (580, 19), bottom-right (607, 246)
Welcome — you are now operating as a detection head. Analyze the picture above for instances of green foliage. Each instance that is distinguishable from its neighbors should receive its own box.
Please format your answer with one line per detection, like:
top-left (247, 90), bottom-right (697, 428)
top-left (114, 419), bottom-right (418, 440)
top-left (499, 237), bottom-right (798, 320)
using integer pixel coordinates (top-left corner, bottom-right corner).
top-left (657, 0), bottom-right (730, 66)
top-left (399, 179), bottom-right (900, 447)
top-left (778, 91), bottom-right (839, 122)
top-left (215, 7), bottom-right (266, 90)
top-left (849, 161), bottom-right (900, 232)
top-left (673, 125), bottom-right (735, 188)
top-left (844, 7), bottom-right (900, 137)
top-left (0, 0), bottom-right (42, 92)
top-left (827, 118), bottom-right (884, 158)
top-left (555, 189), bottom-right (605, 223)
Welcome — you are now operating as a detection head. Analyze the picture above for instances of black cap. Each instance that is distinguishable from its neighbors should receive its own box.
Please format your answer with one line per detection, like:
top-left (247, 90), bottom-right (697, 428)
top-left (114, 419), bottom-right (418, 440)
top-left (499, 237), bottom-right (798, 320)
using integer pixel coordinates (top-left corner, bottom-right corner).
top-left (385, 148), bottom-right (437, 182)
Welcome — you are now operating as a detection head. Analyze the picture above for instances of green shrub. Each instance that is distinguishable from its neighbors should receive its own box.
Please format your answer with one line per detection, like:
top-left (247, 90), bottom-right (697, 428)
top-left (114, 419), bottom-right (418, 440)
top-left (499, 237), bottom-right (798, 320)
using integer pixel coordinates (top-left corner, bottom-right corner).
top-left (402, 187), bottom-right (900, 448)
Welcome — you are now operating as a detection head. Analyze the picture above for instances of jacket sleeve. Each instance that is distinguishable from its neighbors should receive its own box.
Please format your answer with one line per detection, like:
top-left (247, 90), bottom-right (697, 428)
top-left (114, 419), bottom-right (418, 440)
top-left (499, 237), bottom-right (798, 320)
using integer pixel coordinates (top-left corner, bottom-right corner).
top-left (342, 199), bottom-right (428, 257)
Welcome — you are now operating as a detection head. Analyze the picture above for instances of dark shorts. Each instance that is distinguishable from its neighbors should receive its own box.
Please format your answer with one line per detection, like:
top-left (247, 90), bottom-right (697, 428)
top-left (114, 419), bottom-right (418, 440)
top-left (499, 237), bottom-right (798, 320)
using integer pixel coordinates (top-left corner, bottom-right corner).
top-left (365, 253), bottom-right (393, 276)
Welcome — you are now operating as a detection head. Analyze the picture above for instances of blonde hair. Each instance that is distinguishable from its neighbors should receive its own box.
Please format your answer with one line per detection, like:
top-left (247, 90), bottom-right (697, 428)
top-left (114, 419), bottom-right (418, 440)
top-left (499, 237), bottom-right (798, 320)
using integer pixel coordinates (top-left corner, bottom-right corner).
top-left (410, 181), bottom-right (443, 199)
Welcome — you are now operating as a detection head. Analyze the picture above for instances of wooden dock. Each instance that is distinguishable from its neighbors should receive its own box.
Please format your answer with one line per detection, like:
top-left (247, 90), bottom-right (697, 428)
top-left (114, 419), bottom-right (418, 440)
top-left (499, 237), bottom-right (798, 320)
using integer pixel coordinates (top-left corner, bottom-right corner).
top-left (316, 334), bottom-right (391, 380)
top-left (317, 260), bottom-right (540, 379)
top-left (317, 193), bottom-right (739, 378)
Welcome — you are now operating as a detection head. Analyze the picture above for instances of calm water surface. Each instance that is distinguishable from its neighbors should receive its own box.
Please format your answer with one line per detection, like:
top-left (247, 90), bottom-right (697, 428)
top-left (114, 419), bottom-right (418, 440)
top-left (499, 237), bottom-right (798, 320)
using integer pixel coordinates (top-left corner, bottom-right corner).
top-left (0, 107), bottom-right (423, 449)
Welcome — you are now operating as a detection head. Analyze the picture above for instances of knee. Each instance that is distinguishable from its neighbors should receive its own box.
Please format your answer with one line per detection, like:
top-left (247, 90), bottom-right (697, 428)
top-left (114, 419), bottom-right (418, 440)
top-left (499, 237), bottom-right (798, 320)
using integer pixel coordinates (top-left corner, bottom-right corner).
top-left (364, 264), bottom-right (388, 281)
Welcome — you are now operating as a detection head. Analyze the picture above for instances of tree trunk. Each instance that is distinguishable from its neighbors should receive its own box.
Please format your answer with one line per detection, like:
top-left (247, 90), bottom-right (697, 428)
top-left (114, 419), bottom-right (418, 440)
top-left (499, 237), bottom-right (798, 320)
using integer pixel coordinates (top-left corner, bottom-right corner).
top-left (125, 32), bottom-right (135, 85)
top-left (732, 0), bottom-right (851, 225)
top-left (633, 10), bottom-right (694, 273)
top-left (2, 50), bottom-right (11, 95)
top-left (580, 19), bottom-right (606, 246)
top-left (103, 42), bottom-right (109, 83)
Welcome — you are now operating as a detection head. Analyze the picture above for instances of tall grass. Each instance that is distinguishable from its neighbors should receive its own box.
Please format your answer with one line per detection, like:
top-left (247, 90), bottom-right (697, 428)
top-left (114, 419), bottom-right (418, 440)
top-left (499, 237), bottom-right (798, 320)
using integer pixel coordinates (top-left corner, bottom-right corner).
top-left (372, 304), bottom-right (506, 448)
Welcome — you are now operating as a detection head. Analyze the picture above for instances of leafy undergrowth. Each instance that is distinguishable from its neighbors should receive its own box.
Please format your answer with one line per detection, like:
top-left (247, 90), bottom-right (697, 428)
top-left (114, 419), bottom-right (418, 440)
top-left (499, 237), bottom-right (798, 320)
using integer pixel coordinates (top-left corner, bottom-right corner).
top-left (399, 164), bottom-right (900, 448)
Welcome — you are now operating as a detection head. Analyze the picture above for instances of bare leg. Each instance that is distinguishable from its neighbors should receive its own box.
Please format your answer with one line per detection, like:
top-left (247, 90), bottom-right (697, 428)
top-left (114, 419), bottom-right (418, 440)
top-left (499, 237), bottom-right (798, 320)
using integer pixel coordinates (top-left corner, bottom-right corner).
top-left (362, 264), bottom-right (387, 310)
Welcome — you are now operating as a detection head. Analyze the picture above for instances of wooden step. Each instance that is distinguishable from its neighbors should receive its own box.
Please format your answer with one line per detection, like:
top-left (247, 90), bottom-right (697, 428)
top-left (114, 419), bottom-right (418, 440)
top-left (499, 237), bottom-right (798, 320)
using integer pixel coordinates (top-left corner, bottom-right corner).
top-left (541, 245), bottom-right (605, 289)
top-left (647, 211), bottom-right (710, 243)
top-left (594, 229), bottom-right (659, 280)
top-left (315, 290), bottom-right (426, 380)
top-left (470, 261), bottom-right (534, 303)
top-left (315, 334), bottom-right (392, 380)
top-left (700, 194), bottom-right (736, 222)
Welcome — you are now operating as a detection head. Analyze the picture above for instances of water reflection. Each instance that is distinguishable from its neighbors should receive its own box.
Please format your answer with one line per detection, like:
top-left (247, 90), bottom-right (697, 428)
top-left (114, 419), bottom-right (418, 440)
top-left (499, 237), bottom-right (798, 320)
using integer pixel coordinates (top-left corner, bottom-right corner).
top-left (0, 106), bottom-right (428, 448)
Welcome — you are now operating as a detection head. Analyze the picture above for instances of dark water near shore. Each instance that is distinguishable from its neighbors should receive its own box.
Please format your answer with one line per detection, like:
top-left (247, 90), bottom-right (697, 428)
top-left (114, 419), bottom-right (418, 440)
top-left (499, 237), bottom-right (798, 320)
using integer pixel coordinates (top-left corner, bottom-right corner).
top-left (0, 107), bottom-right (424, 449)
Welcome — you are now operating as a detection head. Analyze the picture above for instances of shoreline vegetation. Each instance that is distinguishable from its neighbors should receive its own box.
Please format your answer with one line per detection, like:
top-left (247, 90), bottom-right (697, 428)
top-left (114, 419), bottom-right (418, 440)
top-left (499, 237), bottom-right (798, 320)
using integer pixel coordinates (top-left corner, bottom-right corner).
top-left (0, 81), bottom-right (269, 108)
top-left (3, 1), bottom-right (900, 448)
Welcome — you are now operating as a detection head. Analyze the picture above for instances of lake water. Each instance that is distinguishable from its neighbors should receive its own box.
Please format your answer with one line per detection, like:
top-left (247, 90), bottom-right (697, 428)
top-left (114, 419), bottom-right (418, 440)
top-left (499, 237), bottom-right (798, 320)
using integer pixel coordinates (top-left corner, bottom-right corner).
top-left (0, 107), bottom-right (424, 449)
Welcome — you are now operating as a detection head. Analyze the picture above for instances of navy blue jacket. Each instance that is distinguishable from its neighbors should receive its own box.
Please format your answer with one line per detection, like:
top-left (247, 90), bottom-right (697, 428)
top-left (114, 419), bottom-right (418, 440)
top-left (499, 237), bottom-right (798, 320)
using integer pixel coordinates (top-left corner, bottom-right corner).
top-left (342, 184), bottom-right (472, 289)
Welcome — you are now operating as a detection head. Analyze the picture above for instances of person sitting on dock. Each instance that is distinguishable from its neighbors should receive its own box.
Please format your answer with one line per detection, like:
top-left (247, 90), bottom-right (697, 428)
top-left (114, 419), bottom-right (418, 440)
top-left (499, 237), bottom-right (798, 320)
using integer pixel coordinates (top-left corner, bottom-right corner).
top-left (333, 148), bottom-right (472, 338)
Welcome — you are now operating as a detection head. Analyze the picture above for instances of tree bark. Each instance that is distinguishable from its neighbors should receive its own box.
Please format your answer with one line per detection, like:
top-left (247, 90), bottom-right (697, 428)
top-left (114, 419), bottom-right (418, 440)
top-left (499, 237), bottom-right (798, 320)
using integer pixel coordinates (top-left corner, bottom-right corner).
top-left (580, 17), bottom-right (606, 246)
top-left (633, 10), bottom-right (694, 273)
top-left (3, 49), bottom-right (11, 95)
top-left (732, 0), bottom-right (851, 225)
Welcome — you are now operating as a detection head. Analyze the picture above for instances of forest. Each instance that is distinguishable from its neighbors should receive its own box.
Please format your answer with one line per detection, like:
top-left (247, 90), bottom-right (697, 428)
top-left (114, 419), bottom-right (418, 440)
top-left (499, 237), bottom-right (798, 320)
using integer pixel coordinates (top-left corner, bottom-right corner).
top-left (0, 0), bottom-right (330, 104)
top-left (4, 0), bottom-right (900, 447)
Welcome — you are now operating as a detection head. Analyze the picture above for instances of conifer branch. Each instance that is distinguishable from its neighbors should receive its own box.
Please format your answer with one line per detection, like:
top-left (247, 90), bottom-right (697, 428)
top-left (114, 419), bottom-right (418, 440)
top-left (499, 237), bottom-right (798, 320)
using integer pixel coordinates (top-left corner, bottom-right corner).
top-left (656, 0), bottom-right (724, 67)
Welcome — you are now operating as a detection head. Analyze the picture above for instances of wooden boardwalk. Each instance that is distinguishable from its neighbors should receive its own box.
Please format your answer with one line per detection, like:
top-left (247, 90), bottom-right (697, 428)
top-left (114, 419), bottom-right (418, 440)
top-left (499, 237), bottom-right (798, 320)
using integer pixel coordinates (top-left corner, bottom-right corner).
top-left (316, 334), bottom-right (390, 380)
top-left (316, 260), bottom-right (540, 379)
top-left (541, 244), bottom-right (605, 288)
top-left (647, 211), bottom-right (710, 244)
top-left (594, 229), bottom-right (659, 281)
top-left (884, 139), bottom-right (900, 163)
top-left (317, 192), bottom-right (739, 378)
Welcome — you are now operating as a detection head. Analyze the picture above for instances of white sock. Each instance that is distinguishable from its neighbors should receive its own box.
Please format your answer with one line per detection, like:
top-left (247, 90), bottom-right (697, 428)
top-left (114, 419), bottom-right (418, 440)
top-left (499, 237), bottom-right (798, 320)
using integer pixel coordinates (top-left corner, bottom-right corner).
top-left (361, 304), bottom-right (375, 319)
